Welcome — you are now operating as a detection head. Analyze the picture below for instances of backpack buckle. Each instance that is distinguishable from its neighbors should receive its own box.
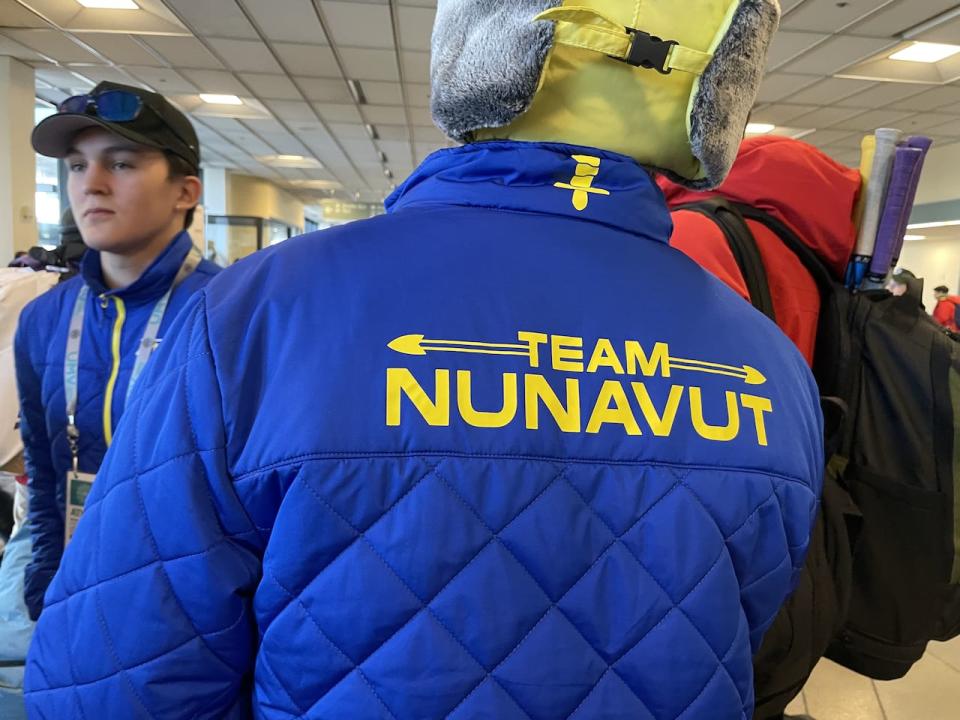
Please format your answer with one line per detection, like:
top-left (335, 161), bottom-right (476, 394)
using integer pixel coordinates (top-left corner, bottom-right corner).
top-left (621, 29), bottom-right (678, 74)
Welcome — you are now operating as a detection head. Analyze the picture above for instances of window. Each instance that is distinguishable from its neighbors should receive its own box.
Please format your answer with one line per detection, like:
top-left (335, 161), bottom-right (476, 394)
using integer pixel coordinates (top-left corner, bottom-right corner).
top-left (35, 102), bottom-right (63, 248)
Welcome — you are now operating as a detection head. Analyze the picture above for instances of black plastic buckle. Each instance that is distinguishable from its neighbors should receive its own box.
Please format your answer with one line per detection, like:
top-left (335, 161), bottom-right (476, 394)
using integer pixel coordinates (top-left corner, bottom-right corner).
top-left (621, 29), bottom-right (678, 74)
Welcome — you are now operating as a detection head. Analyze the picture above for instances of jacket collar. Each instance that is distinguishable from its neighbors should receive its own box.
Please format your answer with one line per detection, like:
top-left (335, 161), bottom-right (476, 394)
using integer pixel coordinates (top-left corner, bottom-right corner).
top-left (81, 231), bottom-right (193, 304)
top-left (386, 141), bottom-right (672, 243)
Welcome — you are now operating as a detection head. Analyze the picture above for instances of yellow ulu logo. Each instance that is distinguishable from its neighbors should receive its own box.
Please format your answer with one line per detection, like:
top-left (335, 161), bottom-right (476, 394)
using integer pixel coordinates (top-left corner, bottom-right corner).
top-left (554, 155), bottom-right (611, 211)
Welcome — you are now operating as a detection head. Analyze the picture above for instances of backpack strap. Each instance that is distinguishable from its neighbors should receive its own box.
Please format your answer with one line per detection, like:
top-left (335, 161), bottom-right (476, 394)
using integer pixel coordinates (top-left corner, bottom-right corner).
top-left (673, 199), bottom-right (777, 322)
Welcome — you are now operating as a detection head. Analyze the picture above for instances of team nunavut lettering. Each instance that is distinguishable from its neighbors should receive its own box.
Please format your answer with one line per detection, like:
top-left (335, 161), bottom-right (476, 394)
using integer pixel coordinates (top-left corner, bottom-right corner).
top-left (385, 332), bottom-right (774, 447)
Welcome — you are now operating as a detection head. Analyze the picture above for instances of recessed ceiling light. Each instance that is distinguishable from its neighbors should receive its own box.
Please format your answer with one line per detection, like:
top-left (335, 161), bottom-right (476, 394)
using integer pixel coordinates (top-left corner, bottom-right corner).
top-left (746, 123), bottom-right (776, 135)
top-left (889, 42), bottom-right (960, 64)
top-left (77, 0), bottom-right (139, 8)
top-left (903, 234), bottom-right (927, 241)
top-left (907, 220), bottom-right (960, 229)
top-left (199, 94), bottom-right (242, 106)
top-left (257, 154), bottom-right (323, 169)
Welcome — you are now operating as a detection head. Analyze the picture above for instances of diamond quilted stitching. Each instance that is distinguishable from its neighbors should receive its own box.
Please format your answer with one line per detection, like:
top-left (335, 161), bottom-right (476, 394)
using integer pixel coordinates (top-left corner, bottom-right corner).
top-left (439, 458), bottom-right (563, 533)
top-left (676, 551), bottom-right (741, 662)
top-left (431, 540), bottom-right (551, 669)
top-left (365, 471), bottom-right (491, 601)
top-left (724, 495), bottom-right (788, 589)
top-left (558, 541), bottom-right (673, 663)
top-left (567, 669), bottom-right (656, 720)
top-left (305, 457), bottom-right (436, 532)
top-left (447, 677), bottom-right (532, 720)
top-left (679, 470), bottom-right (775, 539)
top-left (361, 611), bottom-right (486, 719)
top-left (257, 474), bottom-right (359, 624)
top-left (621, 485), bottom-right (726, 603)
top-left (307, 670), bottom-right (397, 720)
top-left (565, 464), bottom-right (680, 536)
top-left (614, 609), bottom-right (720, 720)
top-left (297, 540), bottom-right (421, 663)
top-left (259, 600), bottom-right (355, 710)
top-left (494, 609), bottom-right (607, 720)
top-left (499, 479), bottom-right (614, 601)
top-left (674, 657), bottom-right (745, 720)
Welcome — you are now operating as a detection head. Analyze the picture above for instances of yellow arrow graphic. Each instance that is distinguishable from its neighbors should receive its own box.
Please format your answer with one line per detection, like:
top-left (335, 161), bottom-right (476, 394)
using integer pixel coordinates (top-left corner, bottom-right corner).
top-left (388, 334), bottom-right (531, 358)
top-left (388, 335), bottom-right (766, 386)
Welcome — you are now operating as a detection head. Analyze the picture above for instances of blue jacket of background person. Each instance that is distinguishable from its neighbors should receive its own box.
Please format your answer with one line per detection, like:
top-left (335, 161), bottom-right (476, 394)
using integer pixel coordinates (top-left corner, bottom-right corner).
top-left (25, 142), bottom-right (823, 720)
top-left (14, 230), bottom-right (219, 619)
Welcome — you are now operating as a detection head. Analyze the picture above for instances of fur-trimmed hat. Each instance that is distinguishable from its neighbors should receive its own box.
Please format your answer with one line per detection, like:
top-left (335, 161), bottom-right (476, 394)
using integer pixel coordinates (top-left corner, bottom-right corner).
top-left (431, 0), bottom-right (780, 189)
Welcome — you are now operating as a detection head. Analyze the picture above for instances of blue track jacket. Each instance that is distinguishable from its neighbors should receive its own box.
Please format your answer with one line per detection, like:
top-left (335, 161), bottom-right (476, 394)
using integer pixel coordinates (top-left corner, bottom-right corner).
top-left (15, 231), bottom-right (219, 619)
top-left (25, 143), bottom-right (823, 720)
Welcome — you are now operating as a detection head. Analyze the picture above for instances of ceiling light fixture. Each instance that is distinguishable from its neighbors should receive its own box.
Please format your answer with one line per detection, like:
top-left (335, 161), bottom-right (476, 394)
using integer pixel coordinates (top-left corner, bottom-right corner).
top-left (903, 234), bottom-right (927, 241)
top-left (365, 123), bottom-right (379, 140)
top-left (199, 94), bottom-right (243, 105)
top-left (746, 122), bottom-right (776, 135)
top-left (348, 79), bottom-right (367, 105)
top-left (257, 154), bottom-right (323, 169)
top-left (77, 0), bottom-right (139, 8)
top-left (907, 220), bottom-right (960, 229)
top-left (889, 42), bottom-right (960, 64)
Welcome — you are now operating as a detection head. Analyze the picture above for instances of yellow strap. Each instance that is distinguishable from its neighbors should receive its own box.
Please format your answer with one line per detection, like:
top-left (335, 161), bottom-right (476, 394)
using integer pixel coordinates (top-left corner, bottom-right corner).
top-left (535, 6), bottom-right (713, 75)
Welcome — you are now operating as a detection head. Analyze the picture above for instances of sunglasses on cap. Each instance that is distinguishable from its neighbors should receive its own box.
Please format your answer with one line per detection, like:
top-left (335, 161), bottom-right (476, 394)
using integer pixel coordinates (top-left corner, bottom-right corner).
top-left (59, 90), bottom-right (144, 122)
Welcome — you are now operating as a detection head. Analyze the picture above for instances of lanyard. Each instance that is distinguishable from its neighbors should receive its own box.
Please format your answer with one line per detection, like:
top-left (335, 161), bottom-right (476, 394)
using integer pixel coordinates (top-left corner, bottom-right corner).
top-left (63, 249), bottom-right (200, 470)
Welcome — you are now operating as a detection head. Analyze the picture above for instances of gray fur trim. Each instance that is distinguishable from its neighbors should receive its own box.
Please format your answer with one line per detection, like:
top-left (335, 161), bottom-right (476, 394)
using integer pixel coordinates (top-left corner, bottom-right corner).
top-left (676, 0), bottom-right (781, 189)
top-left (431, 0), bottom-right (561, 142)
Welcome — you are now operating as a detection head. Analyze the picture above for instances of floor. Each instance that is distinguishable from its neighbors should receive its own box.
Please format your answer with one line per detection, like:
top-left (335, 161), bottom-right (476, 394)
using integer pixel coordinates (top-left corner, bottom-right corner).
top-left (783, 636), bottom-right (960, 719)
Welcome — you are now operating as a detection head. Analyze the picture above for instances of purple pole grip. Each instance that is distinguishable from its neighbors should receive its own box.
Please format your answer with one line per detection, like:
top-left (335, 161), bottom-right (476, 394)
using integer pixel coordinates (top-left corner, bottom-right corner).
top-left (890, 136), bottom-right (934, 267)
top-left (869, 146), bottom-right (923, 280)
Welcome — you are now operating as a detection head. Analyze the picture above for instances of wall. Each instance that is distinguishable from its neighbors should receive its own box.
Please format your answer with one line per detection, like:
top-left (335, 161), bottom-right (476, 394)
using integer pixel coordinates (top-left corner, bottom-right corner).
top-left (226, 173), bottom-right (305, 229)
top-left (898, 236), bottom-right (960, 312)
top-left (914, 140), bottom-right (960, 206)
top-left (0, 58), bottom-right (37, 260)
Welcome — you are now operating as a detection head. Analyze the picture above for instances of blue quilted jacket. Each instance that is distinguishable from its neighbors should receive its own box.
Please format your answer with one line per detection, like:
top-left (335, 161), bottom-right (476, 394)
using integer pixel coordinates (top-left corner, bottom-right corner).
top-left (25, 142), bottom-right (823, 720)
top-left (14, 231), bottom-right (219, 619)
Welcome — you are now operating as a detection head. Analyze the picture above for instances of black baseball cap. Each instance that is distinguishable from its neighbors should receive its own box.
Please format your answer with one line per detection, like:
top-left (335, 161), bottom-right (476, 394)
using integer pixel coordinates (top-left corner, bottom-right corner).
top-left (32, 81), bottom-right (200, 172)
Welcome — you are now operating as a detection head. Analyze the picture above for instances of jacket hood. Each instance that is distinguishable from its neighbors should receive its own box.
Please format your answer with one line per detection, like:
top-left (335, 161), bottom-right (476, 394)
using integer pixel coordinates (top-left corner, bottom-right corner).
top-left (659, 136), bottom-right (862, 279)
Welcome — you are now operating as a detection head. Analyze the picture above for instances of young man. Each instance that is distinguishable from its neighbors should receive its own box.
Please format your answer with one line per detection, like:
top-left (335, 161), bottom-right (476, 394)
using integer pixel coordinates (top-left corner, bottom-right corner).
top-left (15, 81), bottom-right (219, 621)
top-left (26, 3), bottom-right (823, 719)
top-left (933, 285), bottom-right (960, 333)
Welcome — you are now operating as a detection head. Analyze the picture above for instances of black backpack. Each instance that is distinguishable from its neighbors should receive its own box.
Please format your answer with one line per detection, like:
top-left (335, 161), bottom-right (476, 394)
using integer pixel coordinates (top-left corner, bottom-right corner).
top-left (678, 200), bottom-right (960, 685)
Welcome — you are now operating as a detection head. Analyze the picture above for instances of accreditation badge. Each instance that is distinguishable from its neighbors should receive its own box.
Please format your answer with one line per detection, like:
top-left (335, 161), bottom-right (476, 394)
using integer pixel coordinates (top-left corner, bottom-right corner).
top-left (65, 471), bottom-right (96, 546)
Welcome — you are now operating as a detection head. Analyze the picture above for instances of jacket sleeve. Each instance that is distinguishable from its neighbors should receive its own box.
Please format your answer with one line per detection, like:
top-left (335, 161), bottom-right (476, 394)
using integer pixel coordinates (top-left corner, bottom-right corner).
top-left (24, 292), bottom-right (263, 720)
top-left (933, 300), bottom-right (956, 329)
top-left (15, 308), bottom-right (63, 621)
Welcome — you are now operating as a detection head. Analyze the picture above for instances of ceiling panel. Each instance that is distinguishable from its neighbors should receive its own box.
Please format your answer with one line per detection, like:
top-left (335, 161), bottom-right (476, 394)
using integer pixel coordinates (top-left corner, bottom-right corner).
top-left (320, 1), bottom-right (394, 50)
top-left (241, 0), bottom-right (329, 45)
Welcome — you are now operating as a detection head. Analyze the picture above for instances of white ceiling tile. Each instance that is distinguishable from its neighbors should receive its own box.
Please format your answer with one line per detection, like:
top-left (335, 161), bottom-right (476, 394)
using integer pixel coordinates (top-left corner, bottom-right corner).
top-left (0, 33), bottom-right (46, 62)
top-left (362, 104), bottom-right (407, 124)
top-left (780, 0), bottom-right (889, 33)
top-left (4, 29), bottom-right (101, 63)
top-left (329, 122), bottom-right (371, 140)
top-left (790, 105), bottom-right (866, 128)
top-left (397, 5), bottom-right (434, 51)
top-left (850, 0), bottom-right (958, 37)
top-left (139, 35), bottom-right (224, 70)
top-left (321, 0), bottom-right (394, 49)
top-left (180, 69), bottom-right (247, 95)
top-left (890, 86), bottom-right (960, 112)
top-left (835, 81), bottom-right (931, 109)
top-left (339, 47), bottom-right (399, 82)
top-left (274, 43), bottom-right (340, 78)
top-left (258, 131), bottom-right (311, 155)
top-left (788, 76), bottom-right (878, 105)
top-left (315, 103), bottom-right (364, 123)
top-left (751, 103), bottom-right (819, 125)
top-left (375, 124), bottom-right (410, 141)
top-left (295, 76), bottom-right (352, 102)
top-left (264, 100), bottom-right (318, 122)
top-left (412, 125), bottom-right (445, 143)
top-left (126, 66), bottom-right (199, 94)
top-left (241, 0), bottom-right (329, 45)
top-left (207, 38), bottom-right (283, 74)
top-left (239, 73), bottom-right (302, 100)
top-left (832, 108), bottom-right (921, 131)
top-left (163, 0), bottom-right (259, 40)
top-left (756, 73), bottom-right (819, 103)
top-left (780, 34), bottom-right (898, 75)
top-left (802, 129), bottom-right (859, 147)
top-left (766, 30), bottom-right (829, 69)
top-left (359, 80), bottom-right (403, 105)
top-left (73, 33), bottom-right (163, 67)
top-left (406, 106), bottom-right (433, 126)
top-left (0, 0), bottom-right (46, 28)
top-left (339, 138), bottom-right (381, 164)
top-left (404, 83), bottom-right (430, 108)
top-left (400, 50), bottom-right (429, 82)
